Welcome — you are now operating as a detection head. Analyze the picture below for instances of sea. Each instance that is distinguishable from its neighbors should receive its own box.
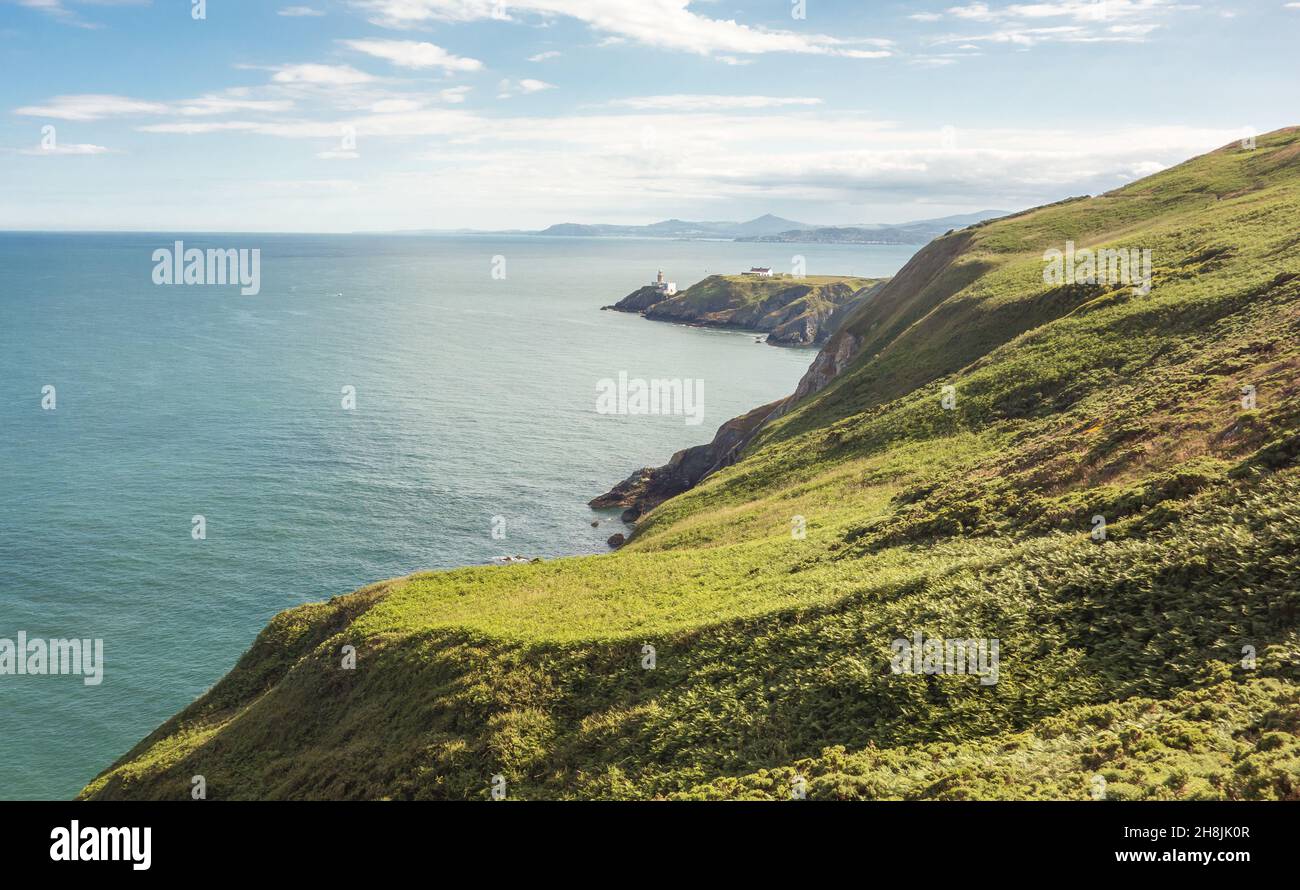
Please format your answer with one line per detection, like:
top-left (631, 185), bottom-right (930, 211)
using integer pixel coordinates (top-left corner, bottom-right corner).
top-left (0, 232), bottom-right (917, 799)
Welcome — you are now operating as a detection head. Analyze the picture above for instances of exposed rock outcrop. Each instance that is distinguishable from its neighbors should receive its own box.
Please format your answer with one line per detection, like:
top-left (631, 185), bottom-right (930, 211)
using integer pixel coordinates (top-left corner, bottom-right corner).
top-left (603, 284), bottom-right (671, 313)
top-left (589, 400), bottom-right (781, 517)
top-left (765, 283), bottom-right (885, 347)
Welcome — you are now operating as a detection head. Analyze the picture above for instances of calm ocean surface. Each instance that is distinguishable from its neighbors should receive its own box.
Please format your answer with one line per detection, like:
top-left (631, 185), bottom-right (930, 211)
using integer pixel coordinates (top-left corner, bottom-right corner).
top-left (0, 233), bottom-right (916, 799)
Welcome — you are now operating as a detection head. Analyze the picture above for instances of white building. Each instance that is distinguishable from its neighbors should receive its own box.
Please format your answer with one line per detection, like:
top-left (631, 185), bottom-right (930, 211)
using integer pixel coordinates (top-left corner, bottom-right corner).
top-left (746, 267), bottom-right (774, 278)
top-left (654, 269), bottom-right (678, 295)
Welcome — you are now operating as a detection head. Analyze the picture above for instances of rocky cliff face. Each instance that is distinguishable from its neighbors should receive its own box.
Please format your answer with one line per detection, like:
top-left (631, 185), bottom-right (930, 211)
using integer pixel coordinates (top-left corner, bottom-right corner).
top-left (603, 284), bottom-right (671, 313)
top-left (591, 237), bottom-right (972, 538)
top-left (767, 228), bottom-right (977, 422)
top-left (589, 400), bottom-right (779, 529)
top-left (765, 282), bottom-right (885, 346)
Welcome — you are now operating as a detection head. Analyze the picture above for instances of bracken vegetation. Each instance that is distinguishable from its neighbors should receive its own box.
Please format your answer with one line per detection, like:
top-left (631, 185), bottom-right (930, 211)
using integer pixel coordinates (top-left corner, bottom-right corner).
top-left (82, 130), bottom-right (1300, 801)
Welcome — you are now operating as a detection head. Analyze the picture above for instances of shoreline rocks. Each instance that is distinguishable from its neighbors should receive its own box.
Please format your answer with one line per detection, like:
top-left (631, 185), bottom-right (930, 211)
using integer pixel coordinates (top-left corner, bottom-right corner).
top-left (491, 555), bottom-right (539, 565)
top-left (603, 284), bottom-right (672, 314)
top-left (589, 399), bottom-right (782, 524)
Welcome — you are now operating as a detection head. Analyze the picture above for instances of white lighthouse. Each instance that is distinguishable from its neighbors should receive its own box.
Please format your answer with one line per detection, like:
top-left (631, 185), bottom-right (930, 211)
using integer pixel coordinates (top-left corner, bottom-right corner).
top-left (653, 270), bottom-right (678, 295)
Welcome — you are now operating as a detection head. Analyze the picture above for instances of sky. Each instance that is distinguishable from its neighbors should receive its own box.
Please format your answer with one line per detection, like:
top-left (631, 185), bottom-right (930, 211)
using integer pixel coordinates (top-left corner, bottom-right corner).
top-left (0, 0), bottom-right (1297, 231)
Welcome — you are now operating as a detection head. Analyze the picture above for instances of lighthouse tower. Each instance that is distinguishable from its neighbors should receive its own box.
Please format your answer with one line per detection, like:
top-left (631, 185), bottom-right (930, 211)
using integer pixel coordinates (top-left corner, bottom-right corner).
top-left (652, 269), bottom-right (677, 295)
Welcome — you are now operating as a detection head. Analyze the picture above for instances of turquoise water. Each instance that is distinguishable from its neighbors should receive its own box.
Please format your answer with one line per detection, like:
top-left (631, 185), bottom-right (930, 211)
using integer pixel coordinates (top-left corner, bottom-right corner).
top-left (0, 233), bottom-right (916, 799)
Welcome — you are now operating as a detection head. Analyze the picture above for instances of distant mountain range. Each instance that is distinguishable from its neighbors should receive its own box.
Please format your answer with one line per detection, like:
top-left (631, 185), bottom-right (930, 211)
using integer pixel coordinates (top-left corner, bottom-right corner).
top-left (531, 211), bottom-right (1008, 244)
top-left (397, 210), bottom-right (1009, 244)
top-left (534, 214), bottom-right (811, 240)
top-left (737, 211), bottom-right (1010, 244)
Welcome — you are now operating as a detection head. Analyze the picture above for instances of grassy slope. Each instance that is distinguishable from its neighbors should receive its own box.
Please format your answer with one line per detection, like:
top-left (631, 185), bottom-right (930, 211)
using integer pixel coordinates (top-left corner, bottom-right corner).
top-left (83, 131), bottom-right (1300, 800)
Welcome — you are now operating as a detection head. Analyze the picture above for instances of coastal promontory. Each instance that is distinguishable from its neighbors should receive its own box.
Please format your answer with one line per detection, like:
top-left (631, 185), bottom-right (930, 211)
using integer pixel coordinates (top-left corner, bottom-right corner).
top-left (605, 272), bottom-right (885, 346)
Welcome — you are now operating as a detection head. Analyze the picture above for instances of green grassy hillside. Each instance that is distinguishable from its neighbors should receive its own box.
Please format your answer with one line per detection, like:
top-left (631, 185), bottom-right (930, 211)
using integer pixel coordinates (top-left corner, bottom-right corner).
top-left (83, 130), bottom-right (1300, 801)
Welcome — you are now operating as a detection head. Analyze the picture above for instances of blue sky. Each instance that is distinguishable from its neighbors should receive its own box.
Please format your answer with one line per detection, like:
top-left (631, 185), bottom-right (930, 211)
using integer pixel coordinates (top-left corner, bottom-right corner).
top-left (1, 0), bottom-right (1297, 231)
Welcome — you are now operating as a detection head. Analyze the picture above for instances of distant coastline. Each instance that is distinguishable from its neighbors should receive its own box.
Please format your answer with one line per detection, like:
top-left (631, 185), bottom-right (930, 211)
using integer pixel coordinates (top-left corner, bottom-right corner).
top-left (383, 210), bottom-right (1008, 244)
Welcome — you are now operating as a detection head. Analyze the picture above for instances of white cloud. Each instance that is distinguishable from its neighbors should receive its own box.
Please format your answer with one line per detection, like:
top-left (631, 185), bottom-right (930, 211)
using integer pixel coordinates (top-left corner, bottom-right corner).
top-left (528, 50), bottom-right (563, 61)
top-left (173, 96), bottom-right (296, 117)
top-left (134, 121), bottom-right (271, 135)
top-left (934, 24), bottom-right (1155, 45)
top-left (137, 107), bottom-right (479, 139)
top-left (370, 98), bottom-right (424, 113)
top-left (14, 92), bottom-right (294, 121)
top-left (361, 87), bottom-right (465, 110)
top-left (19, 141), bottom-right (112, 155)
top-left (31, 86), bottom-right (1245, 228)
top-left (948, 3), bottom-right (995, 20)
top-left (608, 95), bottom-right (823, 111)
top-left (278, 5), bottom-right (325, 15)
top-left (371, 121), bottom-right (1244, 228)
top-left (341, 38), bottom-right (483, 72)
top-left (498, 78), bottom-right (556, 98)
top-left (348, 0), bottom-right (893, 59)
top-left (14, 95), bottom-right (170, 121)
top-left (12, 0), bottom-right (104, 29)
top-left (257, 178), bottom-right (360, 192)
top-left (114, 86), bottom-right (1239, 215)
top-left (929, 0), bottom-right (1196, 45)
top-left (271, 63), bottom-right (378, 85)
top-left (7, 10), bottom-right (1248, 231)
top-left (946, 2), bottom-right (1186, 23)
